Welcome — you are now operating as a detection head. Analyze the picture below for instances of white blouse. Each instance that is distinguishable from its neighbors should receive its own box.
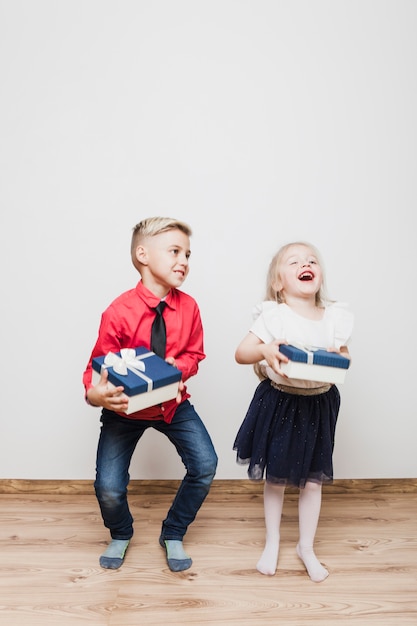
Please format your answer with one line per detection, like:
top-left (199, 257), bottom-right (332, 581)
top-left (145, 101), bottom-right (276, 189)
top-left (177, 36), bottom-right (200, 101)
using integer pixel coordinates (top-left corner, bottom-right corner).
top-left (250, 301), bottom-right (354, 388)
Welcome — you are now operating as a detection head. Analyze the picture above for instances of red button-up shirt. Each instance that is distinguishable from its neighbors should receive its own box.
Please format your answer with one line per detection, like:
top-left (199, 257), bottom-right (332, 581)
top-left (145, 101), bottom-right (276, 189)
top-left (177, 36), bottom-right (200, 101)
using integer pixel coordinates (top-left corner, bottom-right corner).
top-left (83, 280), bottom-right (205, 423)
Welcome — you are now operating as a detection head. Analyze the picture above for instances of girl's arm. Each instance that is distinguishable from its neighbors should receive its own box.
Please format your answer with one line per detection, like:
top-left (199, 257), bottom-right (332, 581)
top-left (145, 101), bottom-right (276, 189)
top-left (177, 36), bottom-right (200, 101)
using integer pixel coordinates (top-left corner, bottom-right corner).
top-left (235, 332), bottom-right (289, 373)
top-left (235, 332), bottom-right (265, 364)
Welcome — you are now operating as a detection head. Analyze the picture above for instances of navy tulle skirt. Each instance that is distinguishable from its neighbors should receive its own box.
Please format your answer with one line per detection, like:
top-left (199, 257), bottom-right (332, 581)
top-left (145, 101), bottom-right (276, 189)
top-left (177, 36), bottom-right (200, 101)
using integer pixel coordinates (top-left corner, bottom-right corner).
top-left (233, 379), bottom-right (341, 488)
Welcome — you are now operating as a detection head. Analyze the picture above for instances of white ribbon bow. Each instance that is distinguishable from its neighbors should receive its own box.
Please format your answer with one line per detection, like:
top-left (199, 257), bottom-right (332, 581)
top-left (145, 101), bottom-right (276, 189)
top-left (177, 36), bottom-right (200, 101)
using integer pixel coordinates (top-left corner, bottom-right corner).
top-left (104, 348), bottom-right (147, 375)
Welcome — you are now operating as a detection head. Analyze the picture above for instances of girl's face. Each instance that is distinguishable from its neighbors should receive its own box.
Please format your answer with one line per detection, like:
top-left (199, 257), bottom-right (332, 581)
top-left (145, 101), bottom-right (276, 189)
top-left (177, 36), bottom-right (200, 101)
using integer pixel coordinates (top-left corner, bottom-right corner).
top-left (275, 244), bottom-right (323, 301)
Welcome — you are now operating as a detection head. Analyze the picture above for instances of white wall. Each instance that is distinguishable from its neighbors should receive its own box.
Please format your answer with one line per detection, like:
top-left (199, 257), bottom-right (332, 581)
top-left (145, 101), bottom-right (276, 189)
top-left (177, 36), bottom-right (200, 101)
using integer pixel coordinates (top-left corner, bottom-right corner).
top-left (0, 0), bottom-right (415, 481)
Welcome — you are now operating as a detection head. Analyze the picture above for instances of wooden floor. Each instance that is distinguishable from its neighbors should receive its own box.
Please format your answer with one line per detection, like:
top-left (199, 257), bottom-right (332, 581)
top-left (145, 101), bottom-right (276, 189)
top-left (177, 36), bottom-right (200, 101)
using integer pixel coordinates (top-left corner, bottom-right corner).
top-left (1, 483), bottom-right (416, 625)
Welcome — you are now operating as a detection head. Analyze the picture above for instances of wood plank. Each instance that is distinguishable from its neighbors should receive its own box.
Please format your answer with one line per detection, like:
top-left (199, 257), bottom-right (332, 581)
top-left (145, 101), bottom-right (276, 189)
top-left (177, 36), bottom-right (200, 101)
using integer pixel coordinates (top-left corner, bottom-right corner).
top-left (1, 477), bottom-right (417, 495)
top-left (0, 491), bottom-right (416, 625)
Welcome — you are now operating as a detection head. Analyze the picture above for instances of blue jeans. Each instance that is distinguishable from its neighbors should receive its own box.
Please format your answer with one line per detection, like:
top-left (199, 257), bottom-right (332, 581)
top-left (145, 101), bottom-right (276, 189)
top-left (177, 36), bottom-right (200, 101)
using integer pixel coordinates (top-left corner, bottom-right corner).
top-left (94, 400), bottom-right (218, 541)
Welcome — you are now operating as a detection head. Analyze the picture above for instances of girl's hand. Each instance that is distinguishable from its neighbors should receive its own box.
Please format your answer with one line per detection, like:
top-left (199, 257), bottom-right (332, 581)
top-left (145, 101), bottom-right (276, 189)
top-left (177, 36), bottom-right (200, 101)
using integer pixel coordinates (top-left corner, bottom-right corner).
top-left (235, 333), bottom-right (289, 376)
top-left (327, 345), bottom-right (351, 361)
top-left (86, 368), bottom-right (129, 412)
top-left (262, 339), bottom-right (289, 377)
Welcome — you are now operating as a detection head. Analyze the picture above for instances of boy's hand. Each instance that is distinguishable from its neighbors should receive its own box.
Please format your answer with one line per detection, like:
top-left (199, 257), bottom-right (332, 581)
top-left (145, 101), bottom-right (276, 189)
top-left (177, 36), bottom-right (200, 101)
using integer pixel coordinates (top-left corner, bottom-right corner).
top-left (175, 379), bottom-right (185, 403)
top-left (86, 368), bottom-right (129, 412)
top-left (165, 356), bottom-right (177, 369)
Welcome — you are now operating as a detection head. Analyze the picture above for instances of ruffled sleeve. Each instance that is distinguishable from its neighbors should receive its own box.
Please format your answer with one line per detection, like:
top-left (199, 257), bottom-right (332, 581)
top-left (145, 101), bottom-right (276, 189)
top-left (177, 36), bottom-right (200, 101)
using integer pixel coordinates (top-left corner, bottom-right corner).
top-left (326, 302), bottom-right (354, 349)
top-left (249, 301), bottom-right (284, 344)
top-left (252, 302), bottom-right (264, 321)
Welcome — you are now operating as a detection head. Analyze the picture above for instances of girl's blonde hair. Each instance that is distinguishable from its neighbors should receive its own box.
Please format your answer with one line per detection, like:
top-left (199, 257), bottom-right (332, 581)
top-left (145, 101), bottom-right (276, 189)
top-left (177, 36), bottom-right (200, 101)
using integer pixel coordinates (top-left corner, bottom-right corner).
top-left (254, 241), bottom-right (329, 381)
top-left (265, 241), bottom-right (328, 306)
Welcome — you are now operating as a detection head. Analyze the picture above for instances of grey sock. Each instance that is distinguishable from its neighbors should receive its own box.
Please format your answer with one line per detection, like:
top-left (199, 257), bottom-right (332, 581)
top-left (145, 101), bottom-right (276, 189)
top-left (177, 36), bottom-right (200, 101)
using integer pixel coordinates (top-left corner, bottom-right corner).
top-left (99, 539), bottom-right (130, 570)
top-left (159, 536), bottom-right (192, 572)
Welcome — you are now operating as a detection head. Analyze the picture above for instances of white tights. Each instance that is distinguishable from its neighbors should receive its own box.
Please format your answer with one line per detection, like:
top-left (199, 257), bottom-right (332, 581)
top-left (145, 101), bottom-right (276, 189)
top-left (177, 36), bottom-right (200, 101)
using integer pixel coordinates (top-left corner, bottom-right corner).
top-left (257, 481), bottom-right (329, 582)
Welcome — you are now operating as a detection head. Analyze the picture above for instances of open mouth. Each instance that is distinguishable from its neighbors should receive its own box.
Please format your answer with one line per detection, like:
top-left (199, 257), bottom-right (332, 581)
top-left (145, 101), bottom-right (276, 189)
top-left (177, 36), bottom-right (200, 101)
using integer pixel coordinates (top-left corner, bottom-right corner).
top-left (298, 271), bottom-right (314, 281)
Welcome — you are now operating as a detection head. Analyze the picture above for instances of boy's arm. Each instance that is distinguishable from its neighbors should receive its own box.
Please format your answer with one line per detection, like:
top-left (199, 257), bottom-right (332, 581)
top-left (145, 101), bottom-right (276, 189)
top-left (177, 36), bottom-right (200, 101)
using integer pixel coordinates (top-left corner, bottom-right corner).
top-left (82, 308), bottom-right (126, 402)
top-left (86, 368), bottom-right (130, 412)
top-left (166, 307), bottom-right (205, 382)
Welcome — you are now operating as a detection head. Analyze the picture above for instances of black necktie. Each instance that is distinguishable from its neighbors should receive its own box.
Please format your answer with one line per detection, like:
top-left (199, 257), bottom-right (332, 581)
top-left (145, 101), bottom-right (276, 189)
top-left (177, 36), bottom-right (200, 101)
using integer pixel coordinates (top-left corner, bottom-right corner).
top-left (151, 301), bottom-right (167, 358)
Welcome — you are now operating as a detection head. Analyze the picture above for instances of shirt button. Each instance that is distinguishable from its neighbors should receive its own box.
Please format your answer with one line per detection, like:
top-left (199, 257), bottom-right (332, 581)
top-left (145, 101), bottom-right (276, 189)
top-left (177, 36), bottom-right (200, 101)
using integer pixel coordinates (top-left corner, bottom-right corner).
top-left (161, 406), bottom-right (165, 412)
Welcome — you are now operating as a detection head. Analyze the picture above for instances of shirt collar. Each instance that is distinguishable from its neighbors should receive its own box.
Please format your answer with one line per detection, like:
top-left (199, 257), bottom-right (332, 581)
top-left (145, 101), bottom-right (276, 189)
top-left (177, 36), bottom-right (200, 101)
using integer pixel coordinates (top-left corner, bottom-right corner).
top-left (135, 280), bottom-right (176, 309)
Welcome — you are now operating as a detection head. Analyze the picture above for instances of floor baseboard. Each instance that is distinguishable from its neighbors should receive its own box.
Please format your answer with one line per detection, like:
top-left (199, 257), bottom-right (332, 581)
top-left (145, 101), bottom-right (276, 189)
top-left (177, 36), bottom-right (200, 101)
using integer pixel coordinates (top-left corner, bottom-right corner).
top-left (0, 478), bottom-right (416, 495)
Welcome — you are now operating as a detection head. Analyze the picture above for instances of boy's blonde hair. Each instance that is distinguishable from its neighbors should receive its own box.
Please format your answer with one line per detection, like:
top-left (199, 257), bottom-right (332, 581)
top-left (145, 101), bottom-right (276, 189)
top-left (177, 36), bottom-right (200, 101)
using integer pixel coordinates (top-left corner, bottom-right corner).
top-left (131, 217), bottom-right (192, 271)
top-left (265, 241), bottom-right (328, 306)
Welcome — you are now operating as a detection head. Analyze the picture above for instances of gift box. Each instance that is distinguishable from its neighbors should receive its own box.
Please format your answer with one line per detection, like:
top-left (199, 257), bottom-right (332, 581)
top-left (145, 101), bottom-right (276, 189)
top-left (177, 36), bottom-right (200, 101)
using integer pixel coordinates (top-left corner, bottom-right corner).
top-left (279, 344), bottom-right (350, 384)
top-left (92, 346), bottom-right (182, 414)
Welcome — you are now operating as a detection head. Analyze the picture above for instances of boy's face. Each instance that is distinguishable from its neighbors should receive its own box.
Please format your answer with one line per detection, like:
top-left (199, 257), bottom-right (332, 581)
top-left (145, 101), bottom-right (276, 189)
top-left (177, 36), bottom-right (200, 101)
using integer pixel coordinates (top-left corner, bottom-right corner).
top-left (135, 228), bottom-right (191, 297)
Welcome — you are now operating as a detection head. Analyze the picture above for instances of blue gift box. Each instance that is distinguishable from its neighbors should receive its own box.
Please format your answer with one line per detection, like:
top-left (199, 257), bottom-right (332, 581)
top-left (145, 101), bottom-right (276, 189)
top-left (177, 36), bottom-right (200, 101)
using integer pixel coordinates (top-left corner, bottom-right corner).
top-left (279, 344), bottom-right (350, 384)
top-left (92, 346), bottom-right (182, 414)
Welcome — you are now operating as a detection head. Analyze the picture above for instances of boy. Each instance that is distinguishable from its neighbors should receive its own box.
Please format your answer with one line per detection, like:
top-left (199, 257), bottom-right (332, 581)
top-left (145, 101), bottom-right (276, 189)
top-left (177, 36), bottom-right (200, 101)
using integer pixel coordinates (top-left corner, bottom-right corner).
top-left (83, 217), bottom-right (217, 572)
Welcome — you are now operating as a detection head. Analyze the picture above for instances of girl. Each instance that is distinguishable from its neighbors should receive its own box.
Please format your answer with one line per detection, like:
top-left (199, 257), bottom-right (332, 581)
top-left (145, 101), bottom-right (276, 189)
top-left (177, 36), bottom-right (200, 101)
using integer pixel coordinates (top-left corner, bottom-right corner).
top-left (233, 242), bottom-right (353, 582)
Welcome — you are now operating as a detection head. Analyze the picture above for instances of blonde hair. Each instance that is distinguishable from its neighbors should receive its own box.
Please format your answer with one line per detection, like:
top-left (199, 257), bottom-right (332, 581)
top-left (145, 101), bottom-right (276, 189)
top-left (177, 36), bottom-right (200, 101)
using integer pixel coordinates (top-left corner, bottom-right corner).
top-left (265, 241), bottom-right (328, 306)
top-left (131, 217), bottom-right (192, 271)
top-left (254, 241), bottom-right (329, 381)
